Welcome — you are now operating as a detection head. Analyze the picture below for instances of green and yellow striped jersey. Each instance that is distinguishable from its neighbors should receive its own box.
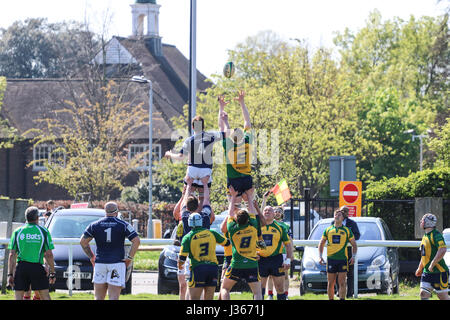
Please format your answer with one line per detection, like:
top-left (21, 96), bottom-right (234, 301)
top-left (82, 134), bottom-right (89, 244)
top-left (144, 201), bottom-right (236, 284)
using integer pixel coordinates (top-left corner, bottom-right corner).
top-left (227, 214), bottom-right (259, 269)
top-left (322, 225), bottom-right (354, 260)
top-left (179, 228), bottom-right (228, 268)
top-left (420, 229), bottom-right (449, 274)
top-left (258, 221), bottom-right (290, 258)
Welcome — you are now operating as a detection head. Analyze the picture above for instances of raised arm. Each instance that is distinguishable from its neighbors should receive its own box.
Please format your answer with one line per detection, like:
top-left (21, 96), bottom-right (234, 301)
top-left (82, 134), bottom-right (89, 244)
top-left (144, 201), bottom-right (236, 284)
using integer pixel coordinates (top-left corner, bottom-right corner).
top-left (218, 95), bottom-right (229, 132)
top-left (234, 90), bottom-right (251, 129)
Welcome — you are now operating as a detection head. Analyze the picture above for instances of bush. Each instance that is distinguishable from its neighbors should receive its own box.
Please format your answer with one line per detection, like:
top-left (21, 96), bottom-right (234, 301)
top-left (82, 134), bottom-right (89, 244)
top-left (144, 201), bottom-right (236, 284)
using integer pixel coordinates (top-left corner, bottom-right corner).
top-left (364, 167), bottom-right (450, 240)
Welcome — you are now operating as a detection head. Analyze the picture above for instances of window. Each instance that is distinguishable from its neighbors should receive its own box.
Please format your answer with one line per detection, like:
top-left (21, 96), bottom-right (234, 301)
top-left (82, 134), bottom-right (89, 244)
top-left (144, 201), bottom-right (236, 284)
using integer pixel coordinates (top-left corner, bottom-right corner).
top-left (33, 144), bottom-right (66, 171)
top-left (128, 143), bottom-right (161, 170)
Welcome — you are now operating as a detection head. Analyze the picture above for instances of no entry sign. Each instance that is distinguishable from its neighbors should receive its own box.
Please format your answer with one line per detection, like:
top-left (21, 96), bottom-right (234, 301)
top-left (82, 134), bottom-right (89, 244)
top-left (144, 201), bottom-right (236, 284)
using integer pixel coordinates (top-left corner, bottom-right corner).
top-left (339, 181), bottom-right (362, 217)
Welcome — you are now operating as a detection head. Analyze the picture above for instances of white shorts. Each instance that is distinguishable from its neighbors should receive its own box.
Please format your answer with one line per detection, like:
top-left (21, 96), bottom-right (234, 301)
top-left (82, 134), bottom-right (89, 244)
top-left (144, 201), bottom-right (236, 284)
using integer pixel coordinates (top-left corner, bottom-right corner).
top-left (177, 258), bottom-right (191, 278)
top-left (186, 167), bottom-right (212, 186)
top-left (93, 262), bottom-right (126, 288)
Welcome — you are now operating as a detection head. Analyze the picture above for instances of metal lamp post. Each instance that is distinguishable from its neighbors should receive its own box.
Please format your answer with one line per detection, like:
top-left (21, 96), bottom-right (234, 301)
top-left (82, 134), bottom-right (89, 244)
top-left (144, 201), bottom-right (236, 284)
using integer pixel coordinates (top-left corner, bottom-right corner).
top-left (131, 75), bottom-right (153, 238)
top-left (404, 129), bottom-right (430, 171)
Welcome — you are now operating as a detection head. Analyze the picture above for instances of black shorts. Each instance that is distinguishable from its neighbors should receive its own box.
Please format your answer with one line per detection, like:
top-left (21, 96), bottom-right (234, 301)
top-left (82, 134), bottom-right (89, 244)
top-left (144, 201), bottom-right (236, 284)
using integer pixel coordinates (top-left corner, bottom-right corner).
top-left (327, 258), bottom-right (349, 274)
top-left (222, 256), bottom-right (232, 270)
top-left (227, 176), bottom-right (253, 196)
top-left (188, 264), bottom-right (219, 288)
top-left (225, 266), bottom-right (260, 283)
top-left (259, 254), bottom-right (285, 278)
top-left (14, 261), bottom-right (49, 291)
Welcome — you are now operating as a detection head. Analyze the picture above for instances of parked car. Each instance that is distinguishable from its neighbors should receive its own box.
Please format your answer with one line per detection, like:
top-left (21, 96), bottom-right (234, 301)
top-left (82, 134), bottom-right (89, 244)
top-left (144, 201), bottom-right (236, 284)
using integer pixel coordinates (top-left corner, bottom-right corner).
top-left (300, 217), bottom-right (400, 295)
top-left (45, 208), bottom-right (133, 294)
top-left (443, 228), bottom-right (450, 269)
top-left (282, 206), bottom-right (321, 239)
top-left (157, 212), bottom-right (249, 295)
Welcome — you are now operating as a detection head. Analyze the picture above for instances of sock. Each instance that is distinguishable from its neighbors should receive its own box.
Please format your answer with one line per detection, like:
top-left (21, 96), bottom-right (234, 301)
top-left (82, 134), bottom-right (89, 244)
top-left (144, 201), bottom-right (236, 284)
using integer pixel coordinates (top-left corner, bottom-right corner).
top-left (285, 291), bottom-right (289, 297)
top-left (32, 294), bottom-right (40, 300)
top-left (268, 290), bottom-right (273, 296)
top-left (261, 288), bottom-right (265, 298)
top-left (23, 296), bottom-right (31, 300)
top-left (277, 293), bottom-right (287, 300)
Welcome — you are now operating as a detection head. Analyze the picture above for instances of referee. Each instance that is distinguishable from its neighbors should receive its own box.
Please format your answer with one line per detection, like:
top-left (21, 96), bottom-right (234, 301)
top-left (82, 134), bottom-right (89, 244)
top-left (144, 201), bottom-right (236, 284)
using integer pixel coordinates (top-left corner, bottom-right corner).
top-left (7, 206), bottom-right (56, 300)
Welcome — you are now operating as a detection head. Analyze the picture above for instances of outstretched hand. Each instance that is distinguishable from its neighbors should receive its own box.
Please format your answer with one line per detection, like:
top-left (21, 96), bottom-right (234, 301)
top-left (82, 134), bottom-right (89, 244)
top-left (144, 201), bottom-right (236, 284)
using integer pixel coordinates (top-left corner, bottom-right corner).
top-left (234, 90), bottom-right (245, 104)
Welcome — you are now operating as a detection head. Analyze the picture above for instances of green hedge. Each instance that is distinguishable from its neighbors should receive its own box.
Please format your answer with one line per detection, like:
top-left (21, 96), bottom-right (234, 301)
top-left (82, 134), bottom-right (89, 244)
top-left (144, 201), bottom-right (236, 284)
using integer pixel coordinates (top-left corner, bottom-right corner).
top-left (364, 167), bottom-right (450, 241)
top-left (365, 167), bottom-right (450, 199)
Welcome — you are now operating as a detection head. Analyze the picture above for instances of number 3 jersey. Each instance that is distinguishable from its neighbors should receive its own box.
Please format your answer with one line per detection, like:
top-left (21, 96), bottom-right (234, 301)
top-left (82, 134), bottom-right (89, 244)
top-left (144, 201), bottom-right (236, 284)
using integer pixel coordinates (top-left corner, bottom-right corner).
top-left (83, 216), bottom-right (138, 264)
top-left (179, 228), bottom-right (229, 268)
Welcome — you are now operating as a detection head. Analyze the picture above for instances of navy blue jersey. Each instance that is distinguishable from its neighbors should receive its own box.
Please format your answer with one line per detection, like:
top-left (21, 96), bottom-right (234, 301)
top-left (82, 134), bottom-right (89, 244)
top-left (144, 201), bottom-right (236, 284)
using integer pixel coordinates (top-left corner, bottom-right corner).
top-left (181, 205), bottom-right (212, 239)
top-left (179, 131), bottom-right (225, 168)
top-left (83, 216), bottom-right (138, 264)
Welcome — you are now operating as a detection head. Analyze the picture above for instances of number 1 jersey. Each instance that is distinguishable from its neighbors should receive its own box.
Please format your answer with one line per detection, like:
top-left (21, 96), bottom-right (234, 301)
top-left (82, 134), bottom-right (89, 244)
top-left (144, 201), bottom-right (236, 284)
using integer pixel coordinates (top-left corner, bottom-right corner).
top-left (84, 217), bottom-right (138, 264)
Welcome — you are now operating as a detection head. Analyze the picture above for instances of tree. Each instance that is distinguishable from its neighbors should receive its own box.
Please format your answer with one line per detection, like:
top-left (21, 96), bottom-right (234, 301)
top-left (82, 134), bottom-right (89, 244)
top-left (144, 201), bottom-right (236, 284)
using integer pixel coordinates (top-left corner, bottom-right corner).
top-left (429, 117), bottom-right (450, 168)
top-left (0, 77), bottom-right (17, 149)
top-left (0, 18), bottom-right (97, 78)
top-left (27, 80), bottom-right (148, 200)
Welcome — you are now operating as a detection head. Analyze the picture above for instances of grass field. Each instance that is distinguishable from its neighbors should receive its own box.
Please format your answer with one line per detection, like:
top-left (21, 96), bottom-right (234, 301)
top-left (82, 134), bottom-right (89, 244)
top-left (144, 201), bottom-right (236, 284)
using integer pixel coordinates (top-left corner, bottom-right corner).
top-left (0, 249), bottom-right (442, 300)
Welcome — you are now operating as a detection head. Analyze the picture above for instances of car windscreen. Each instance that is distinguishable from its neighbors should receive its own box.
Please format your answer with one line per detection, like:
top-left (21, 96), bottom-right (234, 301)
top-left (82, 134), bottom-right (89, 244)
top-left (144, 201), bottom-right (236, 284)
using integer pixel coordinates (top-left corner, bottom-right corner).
top-left (444, 233), bottom-right (450, 250)
top-left (48, 215), bottom-right (102, 238)
top-left (309, 221), bottom-right (382, 240)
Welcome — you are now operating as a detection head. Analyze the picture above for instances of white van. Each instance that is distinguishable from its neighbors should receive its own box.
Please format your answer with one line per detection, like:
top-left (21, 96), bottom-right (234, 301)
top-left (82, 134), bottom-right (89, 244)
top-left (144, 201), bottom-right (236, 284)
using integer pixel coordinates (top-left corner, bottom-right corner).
top-left (282, 204), bottom-right (321, 239)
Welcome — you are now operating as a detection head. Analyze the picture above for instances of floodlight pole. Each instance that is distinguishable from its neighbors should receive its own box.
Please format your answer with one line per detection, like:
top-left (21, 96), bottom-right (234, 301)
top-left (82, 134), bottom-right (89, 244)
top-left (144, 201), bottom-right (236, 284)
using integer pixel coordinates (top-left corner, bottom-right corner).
top-left (412, 134), bottom-right (428, 171)
top-left (131, 76), bottom-right (153, 238)
top-left (189, 0), bottom-right (197, 135)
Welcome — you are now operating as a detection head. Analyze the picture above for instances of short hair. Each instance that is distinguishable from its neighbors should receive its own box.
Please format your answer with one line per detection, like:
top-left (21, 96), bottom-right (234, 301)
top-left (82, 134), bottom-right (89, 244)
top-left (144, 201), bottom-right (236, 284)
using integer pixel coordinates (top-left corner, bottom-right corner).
top-left (339, 206), bottom-right (349, 216)
top-left (192, 116), bottom-right (204, 132)
top-left (104, 201), bottom-right (118, 214)
top-left (46, 200), bottom-right (55, 206)
top-left (25, 206), bottom-right (40, 222)
top-left (186, 196), bottom-right (199, 212)
top-left (236, 209), bottom-right (250, 226)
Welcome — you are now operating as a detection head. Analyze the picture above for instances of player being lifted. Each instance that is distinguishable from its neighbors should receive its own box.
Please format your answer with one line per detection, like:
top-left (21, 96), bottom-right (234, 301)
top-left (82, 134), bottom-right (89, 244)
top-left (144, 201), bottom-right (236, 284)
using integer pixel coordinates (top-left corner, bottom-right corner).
top-left (218, 90), bottom-right (266, 249)
top-left (165, 115), bottom-right (225, 209)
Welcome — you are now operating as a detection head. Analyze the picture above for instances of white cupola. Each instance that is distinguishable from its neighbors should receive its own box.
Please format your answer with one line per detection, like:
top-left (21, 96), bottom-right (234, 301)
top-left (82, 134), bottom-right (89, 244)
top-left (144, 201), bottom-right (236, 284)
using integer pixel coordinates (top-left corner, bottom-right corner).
top-left (130, 0), bottom-right (161, 38)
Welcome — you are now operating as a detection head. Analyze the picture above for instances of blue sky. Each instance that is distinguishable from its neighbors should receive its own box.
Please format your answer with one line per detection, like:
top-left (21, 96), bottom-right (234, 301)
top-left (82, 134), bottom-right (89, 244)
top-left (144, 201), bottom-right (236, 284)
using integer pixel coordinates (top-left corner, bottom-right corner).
top-left (0, 0), bottom-right (447, 77)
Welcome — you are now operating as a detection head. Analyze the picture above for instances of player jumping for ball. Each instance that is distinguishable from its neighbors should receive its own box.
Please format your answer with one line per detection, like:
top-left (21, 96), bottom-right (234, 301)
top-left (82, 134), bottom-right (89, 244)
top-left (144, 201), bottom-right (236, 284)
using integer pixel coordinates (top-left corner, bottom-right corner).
top-left (218, 90), bottom-right (266, 249)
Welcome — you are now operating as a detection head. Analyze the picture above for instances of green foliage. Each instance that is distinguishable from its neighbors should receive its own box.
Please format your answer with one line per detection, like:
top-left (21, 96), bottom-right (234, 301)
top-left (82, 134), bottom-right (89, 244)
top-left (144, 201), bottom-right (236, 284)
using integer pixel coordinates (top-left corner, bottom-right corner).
top-left (0, 18), bottom-right (97, 78)
top-left (28, 81), bottom-right (148, 200)
top-left (365, 167), bottom-right (450, 199)
top-left (429, 117), bottom-right (450, 168)
top-left (0, 77), bottom-right (17, 149)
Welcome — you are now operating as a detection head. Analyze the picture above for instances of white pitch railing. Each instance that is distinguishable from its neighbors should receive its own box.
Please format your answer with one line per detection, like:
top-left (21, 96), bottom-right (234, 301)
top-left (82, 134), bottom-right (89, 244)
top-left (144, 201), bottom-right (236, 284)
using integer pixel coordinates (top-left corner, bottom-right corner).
top-left (1, 238), bottom-right (447, 298)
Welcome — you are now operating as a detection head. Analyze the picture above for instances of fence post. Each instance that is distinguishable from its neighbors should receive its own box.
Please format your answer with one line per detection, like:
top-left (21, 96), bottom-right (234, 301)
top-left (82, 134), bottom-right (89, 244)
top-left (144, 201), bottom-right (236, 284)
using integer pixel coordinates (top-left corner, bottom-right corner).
top-left (133, 219), bottom-right (139, 233)
top-left (304, 188), bottom-right (311, 239)
top-left (354, 254), bottom-right (358, 298)
top-left (68, 243), bottom-right (73, 296)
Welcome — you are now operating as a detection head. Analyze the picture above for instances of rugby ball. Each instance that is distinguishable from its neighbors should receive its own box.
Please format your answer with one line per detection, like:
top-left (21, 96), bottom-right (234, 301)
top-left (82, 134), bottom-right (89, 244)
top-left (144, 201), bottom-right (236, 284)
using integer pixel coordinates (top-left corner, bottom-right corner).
top-left (223, 61), bottom-right (235, 78)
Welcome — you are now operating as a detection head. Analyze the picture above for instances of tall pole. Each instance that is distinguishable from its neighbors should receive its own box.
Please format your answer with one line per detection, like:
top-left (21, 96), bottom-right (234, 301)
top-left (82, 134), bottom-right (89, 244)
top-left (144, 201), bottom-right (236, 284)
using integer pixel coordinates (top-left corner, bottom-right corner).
top-left (189, 0), bottom-right (197, 135)
top-left (148, 81), bottom-right (153, 238)
top-left (131, 76), bottom-right (153, 238)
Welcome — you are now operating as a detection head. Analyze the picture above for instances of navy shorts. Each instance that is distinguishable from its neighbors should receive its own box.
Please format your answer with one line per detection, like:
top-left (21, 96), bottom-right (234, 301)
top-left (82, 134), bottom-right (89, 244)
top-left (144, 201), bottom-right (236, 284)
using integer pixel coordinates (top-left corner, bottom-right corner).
top-left (14, 261), bottom-right (49, 291)
top-left (420, 271), bottom-right (449, 293)
top-left (227, 176), bottom-right (253, 196)
top-left (259, 254), bottom-right (285, 278)
top-left (225, 266), bottom-right (260, 283)
top-left (222, 256), bottom-right (232, 270)
top-left (188, 264), bottom-right (219, 288)
top-left (327, 258), bottom-right (349, 274)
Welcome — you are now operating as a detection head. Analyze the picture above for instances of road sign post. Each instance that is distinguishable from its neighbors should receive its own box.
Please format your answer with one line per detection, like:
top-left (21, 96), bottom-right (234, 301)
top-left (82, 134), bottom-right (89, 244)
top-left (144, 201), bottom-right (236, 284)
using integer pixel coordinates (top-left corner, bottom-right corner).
top-left (339, 181), bottom-right (362, 217)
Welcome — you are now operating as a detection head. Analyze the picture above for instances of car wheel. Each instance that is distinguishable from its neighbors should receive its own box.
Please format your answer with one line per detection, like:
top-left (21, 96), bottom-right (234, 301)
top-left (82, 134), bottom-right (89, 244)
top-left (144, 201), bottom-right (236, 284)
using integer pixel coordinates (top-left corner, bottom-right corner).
top-left (121, 272), bottom-right (132, 295)
top-left (299, 278), bottom-right (306, 296)
top-left (157, 275), bottom-right (175, 295)
top-left (379, 272), bottom-right (394, 295)
top-left (393, 273), bottom-right (399, 294)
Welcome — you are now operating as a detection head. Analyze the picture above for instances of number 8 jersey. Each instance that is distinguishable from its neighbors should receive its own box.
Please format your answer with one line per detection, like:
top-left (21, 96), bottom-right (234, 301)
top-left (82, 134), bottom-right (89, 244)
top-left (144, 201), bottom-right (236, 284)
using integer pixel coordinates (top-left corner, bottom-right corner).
top-left (227, 214), bottom-right (259, 269)
top-left (83, 216), bottom-right (138, 264)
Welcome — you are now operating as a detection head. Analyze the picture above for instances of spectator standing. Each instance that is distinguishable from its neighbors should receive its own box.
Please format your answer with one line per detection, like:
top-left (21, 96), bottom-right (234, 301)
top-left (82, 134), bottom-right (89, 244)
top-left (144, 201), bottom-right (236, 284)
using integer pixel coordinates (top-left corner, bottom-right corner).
top-left (7, 206), bottom-right (56, 300)
top-left (334, 205), bottom-right (360, 298)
